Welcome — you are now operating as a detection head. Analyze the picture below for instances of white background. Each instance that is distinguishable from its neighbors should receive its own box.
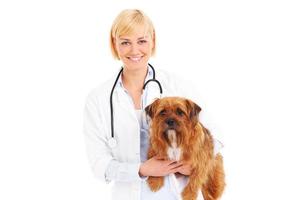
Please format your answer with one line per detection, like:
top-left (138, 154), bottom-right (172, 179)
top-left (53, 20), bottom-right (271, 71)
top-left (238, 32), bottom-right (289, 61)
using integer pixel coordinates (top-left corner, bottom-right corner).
top-left (1, 0), bottom-right (300, 199)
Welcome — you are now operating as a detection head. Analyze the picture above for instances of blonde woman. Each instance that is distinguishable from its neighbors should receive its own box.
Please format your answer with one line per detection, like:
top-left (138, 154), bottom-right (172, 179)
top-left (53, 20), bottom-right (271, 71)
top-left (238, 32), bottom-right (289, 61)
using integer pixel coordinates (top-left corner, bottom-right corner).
top-left (83, 9), bottom-right (221, 200)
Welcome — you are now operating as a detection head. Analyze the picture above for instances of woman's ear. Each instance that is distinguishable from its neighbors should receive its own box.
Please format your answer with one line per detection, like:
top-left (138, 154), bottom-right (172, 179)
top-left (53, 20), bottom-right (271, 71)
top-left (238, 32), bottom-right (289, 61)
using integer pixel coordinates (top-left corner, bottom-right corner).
top-left (145, 98), bottom-right (160, 118)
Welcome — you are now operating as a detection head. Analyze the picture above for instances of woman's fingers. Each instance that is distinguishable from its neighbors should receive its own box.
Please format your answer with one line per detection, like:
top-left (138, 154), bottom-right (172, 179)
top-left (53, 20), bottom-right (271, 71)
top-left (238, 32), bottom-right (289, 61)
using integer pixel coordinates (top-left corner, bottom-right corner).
top-left (166, 161), bottom-right (192, 175)
top-left (167, 161), bottom-right (183, 170)
top-left (175, 163), bottom-right (192, 176)
top-left (150, 156), bottom-right (191, 176)
top-left (170, 168), bottom-right (180, 174)
top-left (164, 159), bottom-right (177, 165)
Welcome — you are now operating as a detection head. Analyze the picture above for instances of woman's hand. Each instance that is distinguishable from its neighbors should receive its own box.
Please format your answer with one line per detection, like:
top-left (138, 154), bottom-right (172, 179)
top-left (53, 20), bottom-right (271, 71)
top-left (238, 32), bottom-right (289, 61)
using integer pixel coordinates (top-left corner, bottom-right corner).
top-left (139, 156), bottom-right (182, 177)
top-left (175, 161), bottom-right (192, 176)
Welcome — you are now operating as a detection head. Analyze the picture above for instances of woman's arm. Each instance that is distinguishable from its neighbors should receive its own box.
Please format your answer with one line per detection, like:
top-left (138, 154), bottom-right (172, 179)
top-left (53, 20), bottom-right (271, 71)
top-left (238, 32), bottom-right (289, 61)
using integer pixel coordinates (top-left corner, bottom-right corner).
top-left (83, 94), bottom-right (142, 183)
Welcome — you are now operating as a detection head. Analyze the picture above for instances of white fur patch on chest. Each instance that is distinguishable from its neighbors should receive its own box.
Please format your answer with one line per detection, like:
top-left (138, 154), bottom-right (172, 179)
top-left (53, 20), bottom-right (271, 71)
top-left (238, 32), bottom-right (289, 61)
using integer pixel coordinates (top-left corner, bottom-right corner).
top-left (167, 147), bottom-right (182, 161)
top-left (166, 130), bottom-right (181, 161)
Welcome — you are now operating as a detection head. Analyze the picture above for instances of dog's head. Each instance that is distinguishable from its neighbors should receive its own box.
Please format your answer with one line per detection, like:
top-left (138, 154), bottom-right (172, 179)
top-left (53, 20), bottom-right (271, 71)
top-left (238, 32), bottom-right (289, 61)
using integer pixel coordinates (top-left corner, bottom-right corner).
top-left (145, 97), bottom-right (201, 159)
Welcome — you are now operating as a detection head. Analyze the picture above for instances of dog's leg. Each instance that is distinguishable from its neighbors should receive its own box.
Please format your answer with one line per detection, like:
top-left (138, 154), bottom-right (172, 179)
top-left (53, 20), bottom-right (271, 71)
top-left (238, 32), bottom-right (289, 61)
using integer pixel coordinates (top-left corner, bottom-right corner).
top-left (181, 173), bottom-right (201, 200)
top-left (146, 147), bottom-right (165, 192)
top-left (202, 154), bottom-right (225, 200)
top-left (181, 159), bottom-right (213, 200)
top-left (147, 176), bottom-right (164, 192)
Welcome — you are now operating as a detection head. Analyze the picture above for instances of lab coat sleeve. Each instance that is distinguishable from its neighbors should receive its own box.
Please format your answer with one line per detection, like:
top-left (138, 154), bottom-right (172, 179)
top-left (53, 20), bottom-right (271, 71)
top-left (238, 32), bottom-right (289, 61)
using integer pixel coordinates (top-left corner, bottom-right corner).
top-left (105, 160), bottom-right (146, 182)
top-left (83, 94), bottom-right (145, 183)
top-left (83, 95), bottom-right (114, 183)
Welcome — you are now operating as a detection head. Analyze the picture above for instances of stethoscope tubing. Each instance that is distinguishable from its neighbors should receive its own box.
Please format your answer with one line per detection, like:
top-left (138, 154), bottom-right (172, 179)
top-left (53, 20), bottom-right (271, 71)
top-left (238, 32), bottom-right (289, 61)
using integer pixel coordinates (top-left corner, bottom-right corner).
top-left (109, 63), bottom-right (162, 147)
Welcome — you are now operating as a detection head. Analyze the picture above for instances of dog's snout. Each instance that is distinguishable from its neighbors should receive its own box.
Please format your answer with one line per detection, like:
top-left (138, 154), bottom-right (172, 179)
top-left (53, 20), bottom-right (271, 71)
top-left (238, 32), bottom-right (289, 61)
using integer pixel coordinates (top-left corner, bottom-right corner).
top-left (165, 118), bottom-right (175, 126)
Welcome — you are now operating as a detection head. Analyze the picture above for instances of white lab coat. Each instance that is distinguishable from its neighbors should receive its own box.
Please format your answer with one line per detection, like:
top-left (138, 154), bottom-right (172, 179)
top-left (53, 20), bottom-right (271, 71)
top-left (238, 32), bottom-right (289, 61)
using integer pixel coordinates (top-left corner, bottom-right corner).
top-left (83, 67), bottom-right (220, 200)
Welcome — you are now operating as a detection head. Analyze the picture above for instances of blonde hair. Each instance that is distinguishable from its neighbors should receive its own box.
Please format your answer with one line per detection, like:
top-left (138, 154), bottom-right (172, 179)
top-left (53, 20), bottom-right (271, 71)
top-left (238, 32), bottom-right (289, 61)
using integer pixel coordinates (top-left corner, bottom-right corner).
top-left (110, 9), bottom-right (156, 59)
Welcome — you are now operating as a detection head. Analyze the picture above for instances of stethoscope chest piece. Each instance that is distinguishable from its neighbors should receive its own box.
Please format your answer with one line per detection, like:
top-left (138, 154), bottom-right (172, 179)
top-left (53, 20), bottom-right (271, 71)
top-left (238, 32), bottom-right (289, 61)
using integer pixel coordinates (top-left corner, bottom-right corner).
top-left (108, 138), bottom-right (117, 148)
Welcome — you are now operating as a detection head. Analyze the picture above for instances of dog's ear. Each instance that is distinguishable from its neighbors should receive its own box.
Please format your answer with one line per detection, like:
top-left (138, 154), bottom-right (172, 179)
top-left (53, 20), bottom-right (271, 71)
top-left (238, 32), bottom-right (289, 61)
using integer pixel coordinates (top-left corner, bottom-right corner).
top-left (145, 98), bottom-right (160, 118)
top-left (185, 99), bottom-right (202, 122)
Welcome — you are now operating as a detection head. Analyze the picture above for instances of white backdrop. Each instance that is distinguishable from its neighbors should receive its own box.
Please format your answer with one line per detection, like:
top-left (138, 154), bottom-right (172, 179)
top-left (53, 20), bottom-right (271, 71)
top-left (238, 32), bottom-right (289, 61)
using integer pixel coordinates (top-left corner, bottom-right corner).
top-left (1, 0), bottom-right (300, 199)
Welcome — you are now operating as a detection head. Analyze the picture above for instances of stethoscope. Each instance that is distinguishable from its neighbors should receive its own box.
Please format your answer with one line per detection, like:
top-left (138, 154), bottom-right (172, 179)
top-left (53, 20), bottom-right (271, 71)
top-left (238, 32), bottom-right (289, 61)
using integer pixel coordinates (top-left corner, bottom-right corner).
top-left (108, 63), bottom-right (163, 148)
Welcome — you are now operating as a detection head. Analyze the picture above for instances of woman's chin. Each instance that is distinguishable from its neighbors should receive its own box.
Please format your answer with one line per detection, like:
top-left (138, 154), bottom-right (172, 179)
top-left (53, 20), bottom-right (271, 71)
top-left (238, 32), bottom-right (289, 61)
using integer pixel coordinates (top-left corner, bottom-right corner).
top-left (124, 60), bottom-right (148, 70)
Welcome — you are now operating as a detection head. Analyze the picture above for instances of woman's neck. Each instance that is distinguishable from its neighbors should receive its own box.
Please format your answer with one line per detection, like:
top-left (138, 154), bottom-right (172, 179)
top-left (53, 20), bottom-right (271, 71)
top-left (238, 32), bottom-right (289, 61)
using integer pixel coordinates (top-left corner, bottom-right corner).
top-left (122, 66), bottom-right (148, 91)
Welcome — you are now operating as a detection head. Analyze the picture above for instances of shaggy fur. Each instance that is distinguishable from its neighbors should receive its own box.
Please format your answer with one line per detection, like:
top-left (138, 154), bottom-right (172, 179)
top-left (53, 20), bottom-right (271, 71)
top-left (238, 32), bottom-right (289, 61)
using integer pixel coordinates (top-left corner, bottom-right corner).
top-left (145, 97), bottom-right (225, 200)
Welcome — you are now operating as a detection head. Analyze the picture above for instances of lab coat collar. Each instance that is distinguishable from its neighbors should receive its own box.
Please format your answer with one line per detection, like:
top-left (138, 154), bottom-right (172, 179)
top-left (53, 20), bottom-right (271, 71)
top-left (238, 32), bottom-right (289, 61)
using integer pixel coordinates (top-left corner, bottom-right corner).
top-left (115, 65), bottom-right (154, 89)
top-left (113, 64), bottom-right (159, 111)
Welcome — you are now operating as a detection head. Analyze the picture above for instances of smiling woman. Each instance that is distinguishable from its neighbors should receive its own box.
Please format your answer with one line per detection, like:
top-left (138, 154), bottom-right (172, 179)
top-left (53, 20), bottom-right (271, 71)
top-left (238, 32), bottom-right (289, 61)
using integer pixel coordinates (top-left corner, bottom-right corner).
top-left (114, 32), bottom-right (153, 71)
top-left (110, 9), bottom-right (156, 69)
top-left (83, 9), bottom-right (222, 200)
top-left (109, 10), bottom-right (157, 109)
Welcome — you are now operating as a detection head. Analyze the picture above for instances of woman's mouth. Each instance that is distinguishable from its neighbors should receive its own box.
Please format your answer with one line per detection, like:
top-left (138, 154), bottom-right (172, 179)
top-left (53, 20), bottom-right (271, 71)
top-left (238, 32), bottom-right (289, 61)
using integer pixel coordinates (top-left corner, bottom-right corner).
top-left (127, 56), bottom-right (143, 62)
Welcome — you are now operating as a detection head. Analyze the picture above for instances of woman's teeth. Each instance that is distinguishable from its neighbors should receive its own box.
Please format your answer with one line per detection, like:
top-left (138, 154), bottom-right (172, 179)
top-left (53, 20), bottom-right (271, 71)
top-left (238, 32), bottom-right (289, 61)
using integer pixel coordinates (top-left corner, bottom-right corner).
top-left (128, 56), bottom-right (142, 62)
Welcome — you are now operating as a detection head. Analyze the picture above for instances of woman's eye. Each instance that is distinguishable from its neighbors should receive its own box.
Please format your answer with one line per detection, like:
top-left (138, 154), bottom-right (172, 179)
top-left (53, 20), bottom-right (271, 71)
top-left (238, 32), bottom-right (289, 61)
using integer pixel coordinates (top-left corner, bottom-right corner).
top-left (121, 41), bottom-right (130, 46)
top-left (176, 108), bottom-right (184, 116)
top-left (159, 110), bottom-right (166, 116)
top-left (138, 40), bottom-right (147, 44)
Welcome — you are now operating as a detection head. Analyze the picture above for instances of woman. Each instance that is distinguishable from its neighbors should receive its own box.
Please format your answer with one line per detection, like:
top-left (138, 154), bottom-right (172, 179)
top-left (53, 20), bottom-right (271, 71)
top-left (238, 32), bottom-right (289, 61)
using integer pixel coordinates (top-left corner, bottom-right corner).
top-left (83, 9), bottom-right (219, 200)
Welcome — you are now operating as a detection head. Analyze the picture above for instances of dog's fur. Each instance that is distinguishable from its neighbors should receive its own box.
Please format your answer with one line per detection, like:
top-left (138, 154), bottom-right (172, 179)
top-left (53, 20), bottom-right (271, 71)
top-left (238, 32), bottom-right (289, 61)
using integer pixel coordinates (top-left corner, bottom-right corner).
top-left (145, 97), bottom-right (225, 200)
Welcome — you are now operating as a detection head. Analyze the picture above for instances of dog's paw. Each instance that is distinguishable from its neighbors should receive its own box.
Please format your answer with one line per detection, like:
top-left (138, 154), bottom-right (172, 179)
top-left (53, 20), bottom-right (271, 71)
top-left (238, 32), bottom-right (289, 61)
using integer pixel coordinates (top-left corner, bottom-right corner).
top-left (147, 176), bottom-right (164, 192)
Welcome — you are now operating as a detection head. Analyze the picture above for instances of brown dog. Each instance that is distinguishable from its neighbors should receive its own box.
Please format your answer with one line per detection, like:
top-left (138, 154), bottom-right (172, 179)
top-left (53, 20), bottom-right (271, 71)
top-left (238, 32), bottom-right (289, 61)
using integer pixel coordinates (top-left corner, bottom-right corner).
top-left (145, 97), bottom-right (225, 200)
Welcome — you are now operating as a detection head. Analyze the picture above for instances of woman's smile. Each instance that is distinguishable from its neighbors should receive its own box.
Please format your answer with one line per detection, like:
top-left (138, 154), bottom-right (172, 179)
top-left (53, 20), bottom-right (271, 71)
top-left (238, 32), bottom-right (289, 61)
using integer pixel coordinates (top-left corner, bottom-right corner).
top-left (127, 55), bottom-right (144, 62)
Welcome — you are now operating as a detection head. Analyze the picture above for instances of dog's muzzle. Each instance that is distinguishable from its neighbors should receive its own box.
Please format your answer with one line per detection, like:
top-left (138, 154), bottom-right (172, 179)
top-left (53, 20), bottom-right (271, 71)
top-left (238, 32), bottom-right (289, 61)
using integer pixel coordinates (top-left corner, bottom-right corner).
top-left (163, 118), bottom-right (179, 145)
top-left (165, 118), bottom-right (176, 129)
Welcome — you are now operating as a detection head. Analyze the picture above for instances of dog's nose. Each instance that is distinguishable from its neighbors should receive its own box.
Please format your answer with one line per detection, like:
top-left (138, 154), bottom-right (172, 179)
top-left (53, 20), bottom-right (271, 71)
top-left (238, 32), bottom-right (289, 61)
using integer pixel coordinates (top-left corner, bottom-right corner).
top-left (166, 119), bottom-right (175, 126)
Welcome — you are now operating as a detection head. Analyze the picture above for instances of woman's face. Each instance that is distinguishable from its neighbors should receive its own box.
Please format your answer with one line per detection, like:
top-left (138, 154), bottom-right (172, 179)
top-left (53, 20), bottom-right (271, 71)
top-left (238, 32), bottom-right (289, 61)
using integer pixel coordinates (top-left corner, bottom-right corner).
top-left (114, 26), bottom-right (154, 71)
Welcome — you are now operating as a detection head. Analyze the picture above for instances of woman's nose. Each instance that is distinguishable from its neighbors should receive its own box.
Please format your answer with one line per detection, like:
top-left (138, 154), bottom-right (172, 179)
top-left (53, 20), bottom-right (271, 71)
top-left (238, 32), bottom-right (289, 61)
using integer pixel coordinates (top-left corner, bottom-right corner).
top-left (130, 43), bottom-right (140, 54)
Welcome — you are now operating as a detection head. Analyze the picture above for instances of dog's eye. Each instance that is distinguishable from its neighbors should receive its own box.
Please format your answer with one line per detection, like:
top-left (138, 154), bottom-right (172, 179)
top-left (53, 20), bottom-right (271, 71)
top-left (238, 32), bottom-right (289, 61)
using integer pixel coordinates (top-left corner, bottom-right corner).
top-left (159, 109), bottom-right (166, 116)
top-left (176, 108), bottom-right (184, 116)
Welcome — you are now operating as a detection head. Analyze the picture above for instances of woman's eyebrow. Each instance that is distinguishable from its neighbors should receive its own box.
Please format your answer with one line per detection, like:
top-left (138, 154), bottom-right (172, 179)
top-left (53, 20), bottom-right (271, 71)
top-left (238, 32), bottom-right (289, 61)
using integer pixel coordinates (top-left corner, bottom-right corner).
top-left (119, 36), bottom-right (148, 41)
top-left (138, 36), bottom-right (147, 40)
top-left (119, 38), bottom-right (130, 41)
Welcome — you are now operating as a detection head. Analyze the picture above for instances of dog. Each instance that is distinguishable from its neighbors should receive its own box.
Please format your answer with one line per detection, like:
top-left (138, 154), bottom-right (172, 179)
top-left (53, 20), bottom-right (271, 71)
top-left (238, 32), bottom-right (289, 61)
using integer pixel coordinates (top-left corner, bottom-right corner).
top-left (145, 97), bottom-right (225, 200)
